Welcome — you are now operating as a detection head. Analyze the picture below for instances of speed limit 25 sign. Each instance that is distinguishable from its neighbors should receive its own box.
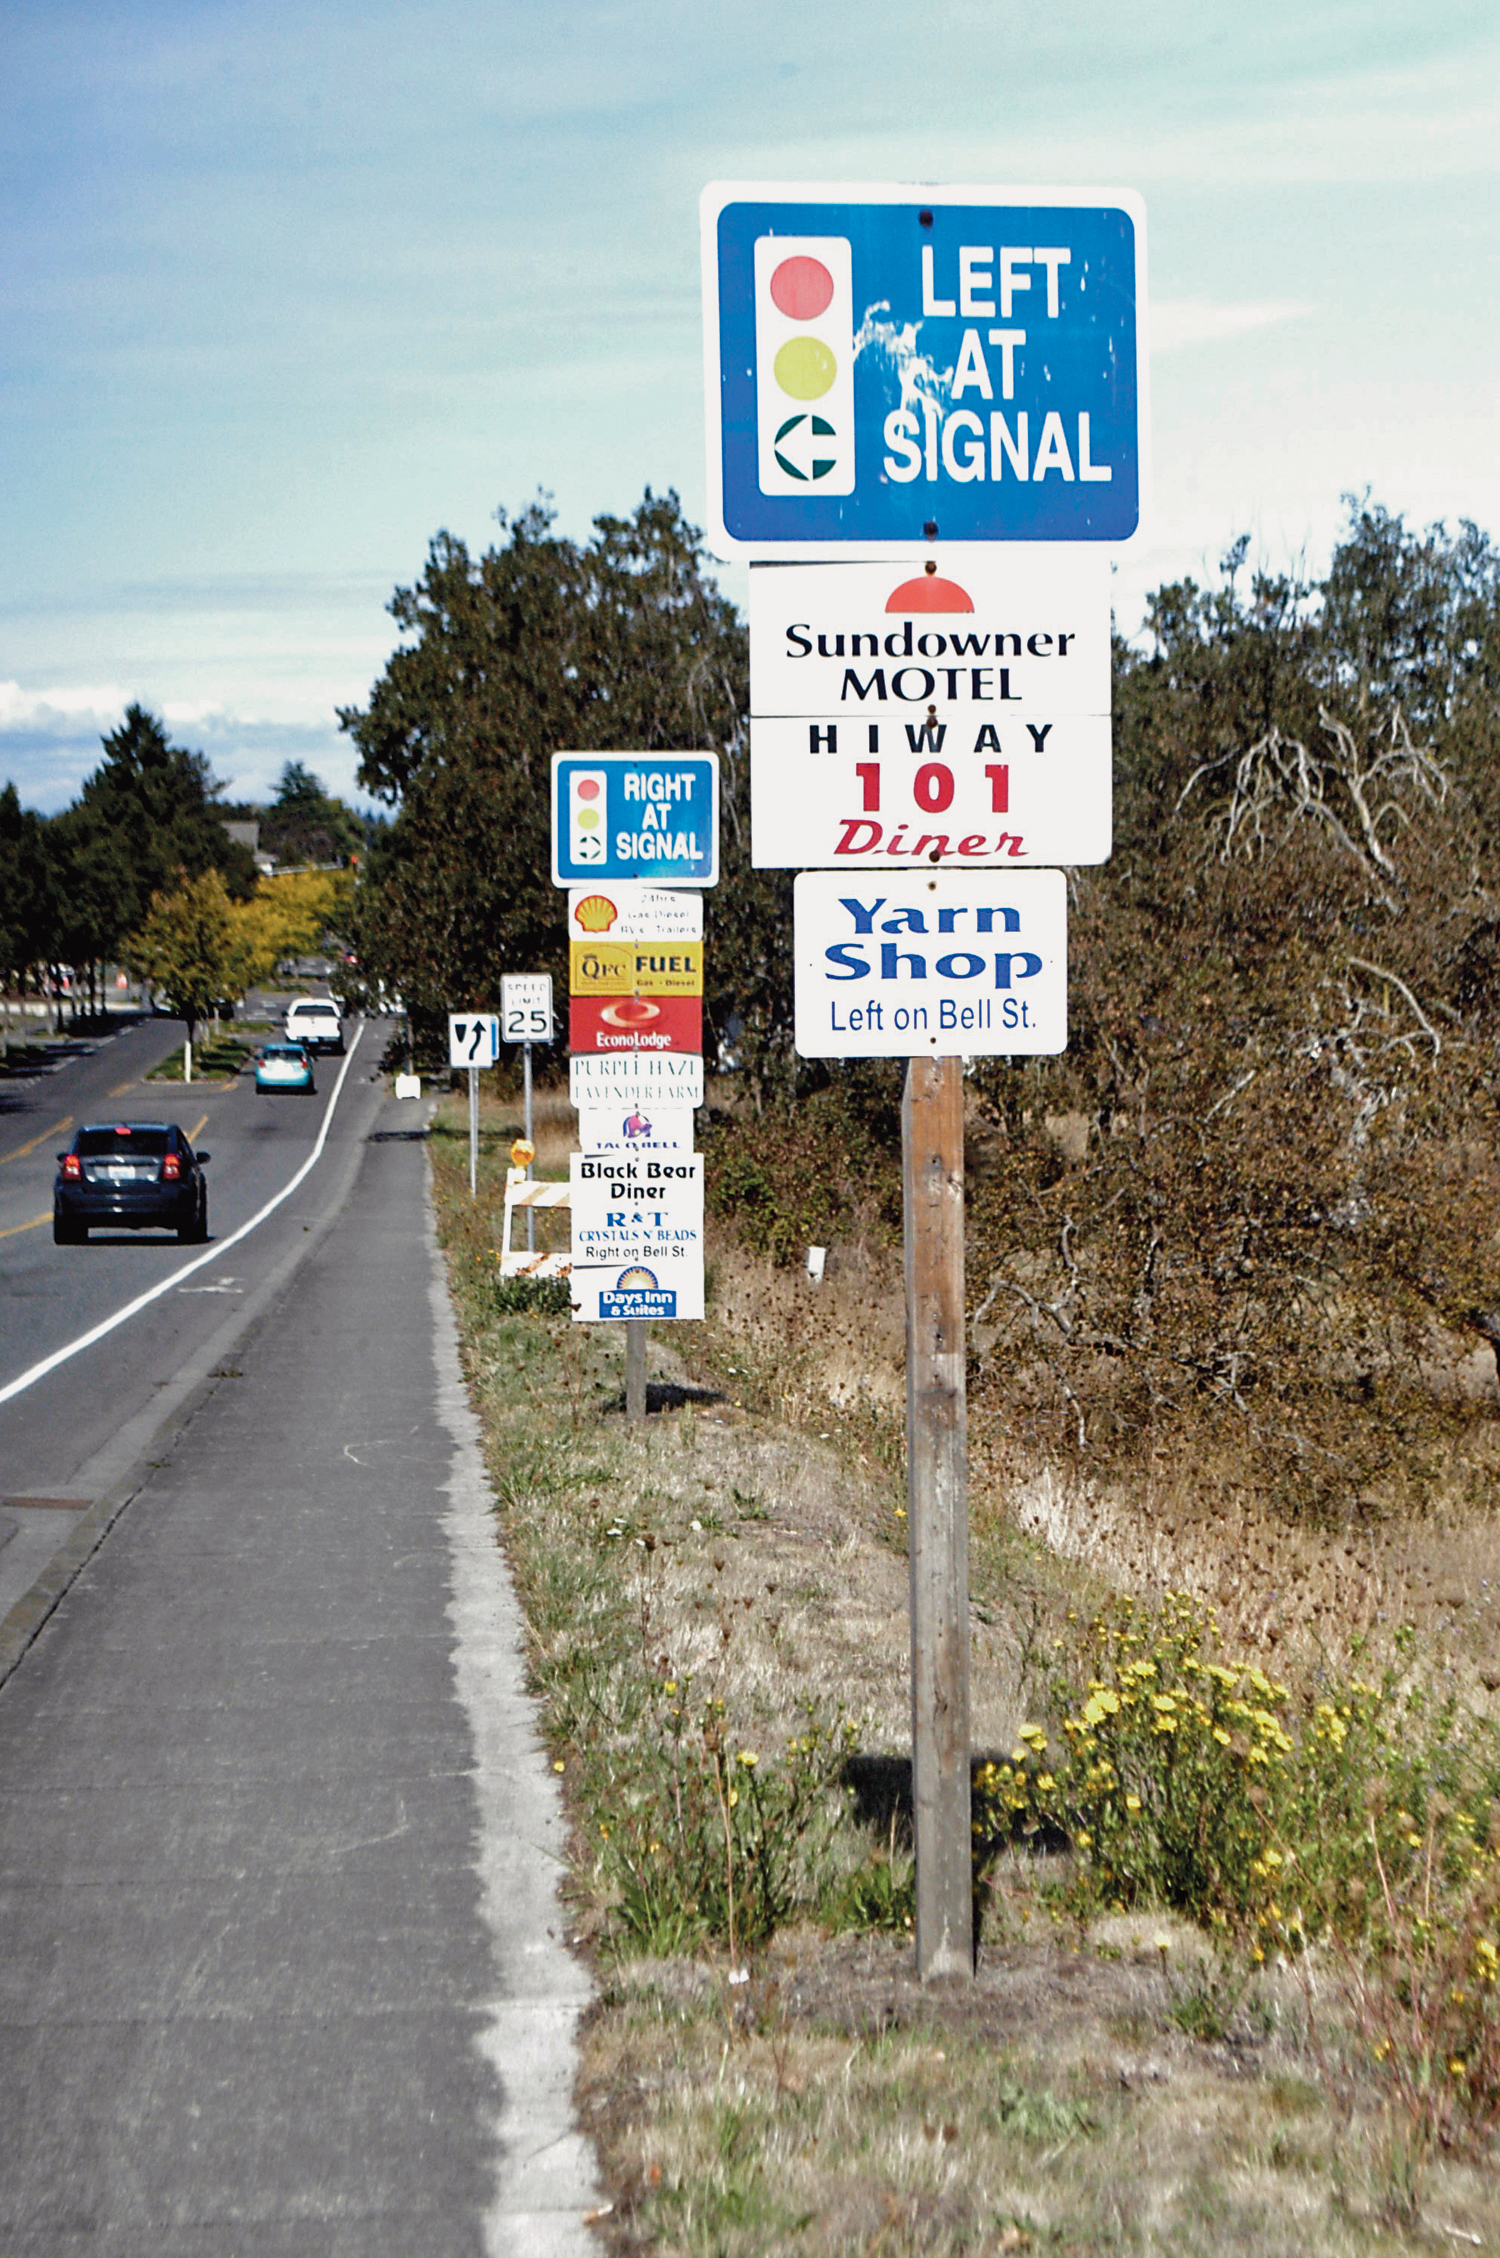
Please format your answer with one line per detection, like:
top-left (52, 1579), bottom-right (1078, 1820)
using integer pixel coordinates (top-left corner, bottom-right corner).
top-left (501, 974), bottom-right (554, 1044)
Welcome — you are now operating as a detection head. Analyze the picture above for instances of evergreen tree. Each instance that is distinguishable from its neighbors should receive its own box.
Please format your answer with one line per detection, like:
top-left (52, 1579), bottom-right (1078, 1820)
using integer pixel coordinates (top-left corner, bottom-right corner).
top-left (260, 760), bottom-right (365, 868)
top-left (340, 491), bottom-right (787, 1077)
top-left (71, 704), bottom-right (256, 953)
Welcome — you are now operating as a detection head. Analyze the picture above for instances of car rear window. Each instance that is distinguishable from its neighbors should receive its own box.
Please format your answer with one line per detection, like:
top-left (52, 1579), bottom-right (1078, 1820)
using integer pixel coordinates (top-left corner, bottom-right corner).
top-left (291, 1003), bottom-right (336, 1016)
top-left (77, 1127), bottom-right (170, 1156)
top-left (265, 1044), bottom-right (305, 1057)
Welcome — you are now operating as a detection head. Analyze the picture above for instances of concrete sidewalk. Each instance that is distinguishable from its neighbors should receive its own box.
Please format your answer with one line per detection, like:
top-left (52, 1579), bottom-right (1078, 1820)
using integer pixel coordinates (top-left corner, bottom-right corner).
top-left (0, 1108), bottom-right (598, 2254)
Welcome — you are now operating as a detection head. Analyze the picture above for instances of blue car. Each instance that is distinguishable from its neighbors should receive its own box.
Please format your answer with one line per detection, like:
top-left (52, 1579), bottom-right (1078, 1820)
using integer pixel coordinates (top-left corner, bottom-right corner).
top-left (255, 1041), bottom-right (316, 1094)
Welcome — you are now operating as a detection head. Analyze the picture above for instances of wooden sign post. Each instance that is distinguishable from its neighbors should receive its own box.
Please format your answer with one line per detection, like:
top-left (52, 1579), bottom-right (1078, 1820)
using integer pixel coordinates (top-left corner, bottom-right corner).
top-left (902, 1054), bottom-right (973, 1983)
top-left (625, 1319), bottom-right (647, 1422)
top-left (794, 874), bottom-right (1069, 1984)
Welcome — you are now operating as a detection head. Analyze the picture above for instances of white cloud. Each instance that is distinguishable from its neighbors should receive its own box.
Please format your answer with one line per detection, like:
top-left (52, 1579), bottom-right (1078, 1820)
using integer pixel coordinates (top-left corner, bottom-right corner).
top-left (0, 682), bottom-right (130, 735)
top-left (1151, 299), bottom-right (1312, 352)
top-left (0, 686), bottom-right (373, 816)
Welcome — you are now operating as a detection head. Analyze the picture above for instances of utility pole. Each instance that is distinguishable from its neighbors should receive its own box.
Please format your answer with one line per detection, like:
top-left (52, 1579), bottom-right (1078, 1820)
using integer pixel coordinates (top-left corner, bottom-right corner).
top-left (902, 1054), bottom-right (973, 1983)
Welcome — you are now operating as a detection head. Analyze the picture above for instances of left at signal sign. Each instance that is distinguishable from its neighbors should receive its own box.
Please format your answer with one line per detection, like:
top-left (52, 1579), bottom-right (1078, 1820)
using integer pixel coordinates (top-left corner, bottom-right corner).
top-left (755, 236), bottom-right (854, 497)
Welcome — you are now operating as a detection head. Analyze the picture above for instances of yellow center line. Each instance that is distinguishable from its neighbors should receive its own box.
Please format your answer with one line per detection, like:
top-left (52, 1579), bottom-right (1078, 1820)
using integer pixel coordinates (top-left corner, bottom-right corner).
top-left (109, 1079), bottom-right (137, 1097)
top-left (188, 1113), bottom-right (209, 1143)
top-left (0, 1115), bottom-right (72, 1165)
top-left (0, 1212), bottom-right (50, 1241)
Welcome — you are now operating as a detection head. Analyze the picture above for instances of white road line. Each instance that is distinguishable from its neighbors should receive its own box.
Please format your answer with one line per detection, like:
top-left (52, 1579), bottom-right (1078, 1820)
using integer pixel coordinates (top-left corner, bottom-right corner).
top-left (0, 1026), bottom-right (366, 1410)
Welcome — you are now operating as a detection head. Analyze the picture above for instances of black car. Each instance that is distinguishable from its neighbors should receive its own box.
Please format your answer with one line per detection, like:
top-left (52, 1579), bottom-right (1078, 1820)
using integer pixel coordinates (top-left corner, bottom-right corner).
top-left (54, 1122), bottom-right (211, 1245)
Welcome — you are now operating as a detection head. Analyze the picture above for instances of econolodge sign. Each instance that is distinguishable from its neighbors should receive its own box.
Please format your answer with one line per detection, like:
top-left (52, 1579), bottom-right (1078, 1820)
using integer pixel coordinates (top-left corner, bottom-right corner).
top-left (702, 182), bottom-right (1148, 556)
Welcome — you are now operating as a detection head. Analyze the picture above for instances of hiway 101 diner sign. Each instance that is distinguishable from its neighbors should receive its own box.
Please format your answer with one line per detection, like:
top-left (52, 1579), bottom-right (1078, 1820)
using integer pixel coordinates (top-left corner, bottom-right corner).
top-left (748, 547), bottom-right (1110, 867)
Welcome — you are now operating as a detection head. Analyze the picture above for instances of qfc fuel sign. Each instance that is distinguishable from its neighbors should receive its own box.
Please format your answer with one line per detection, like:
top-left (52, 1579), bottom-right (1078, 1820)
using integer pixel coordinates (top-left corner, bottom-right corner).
top-left (701, 182), bottom-right (1147, 556)
top-left (551, 753), bottom-right (720, 888)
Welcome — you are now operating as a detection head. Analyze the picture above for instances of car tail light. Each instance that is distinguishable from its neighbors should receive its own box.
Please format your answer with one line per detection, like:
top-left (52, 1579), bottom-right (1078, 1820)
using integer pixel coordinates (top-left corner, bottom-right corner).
top-left (62, 1154), bottom-right (81, 1180)
top-left (162, 1152), bottom-right (181, 1180)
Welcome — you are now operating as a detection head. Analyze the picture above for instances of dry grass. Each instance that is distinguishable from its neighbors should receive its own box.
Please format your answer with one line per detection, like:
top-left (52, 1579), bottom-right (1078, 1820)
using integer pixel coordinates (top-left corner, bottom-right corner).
top-left (677, 1177), bottom-right (1500, 1707)
top-left (580, 1924), bottom-right (1500, 2255)
top-left (430, 1087), bottom-right (1500, 2252)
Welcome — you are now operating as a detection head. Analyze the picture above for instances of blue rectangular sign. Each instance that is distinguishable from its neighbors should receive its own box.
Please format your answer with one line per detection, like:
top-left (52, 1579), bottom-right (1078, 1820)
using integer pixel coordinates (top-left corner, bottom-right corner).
top-left (701, 182), bottom-right (1147, 556)
top-left (551, 752), bottom-right (719, 888)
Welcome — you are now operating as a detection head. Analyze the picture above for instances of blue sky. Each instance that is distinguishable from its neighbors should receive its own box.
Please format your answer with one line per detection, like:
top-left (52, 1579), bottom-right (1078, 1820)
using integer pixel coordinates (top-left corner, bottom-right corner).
top-left (2, 0), bottom-right (1496, 812)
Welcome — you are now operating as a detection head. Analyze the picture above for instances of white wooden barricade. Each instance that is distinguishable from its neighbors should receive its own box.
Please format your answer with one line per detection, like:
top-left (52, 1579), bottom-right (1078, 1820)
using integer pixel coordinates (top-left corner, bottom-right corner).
top-left (498, 1164), bottom-right (571, 1279)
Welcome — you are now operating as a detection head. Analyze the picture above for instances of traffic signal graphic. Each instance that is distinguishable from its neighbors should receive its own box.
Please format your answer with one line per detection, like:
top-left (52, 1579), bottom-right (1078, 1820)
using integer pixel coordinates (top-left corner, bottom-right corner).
top-left (753, 235), bottom-right (854, 498)
top-left (567, 767), bottom-right (609, 865)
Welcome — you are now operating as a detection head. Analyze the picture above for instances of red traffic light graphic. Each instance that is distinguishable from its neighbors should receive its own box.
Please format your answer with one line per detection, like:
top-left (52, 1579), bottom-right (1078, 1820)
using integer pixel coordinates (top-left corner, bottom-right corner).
top-left (754, 235), bottom-right (854, 499)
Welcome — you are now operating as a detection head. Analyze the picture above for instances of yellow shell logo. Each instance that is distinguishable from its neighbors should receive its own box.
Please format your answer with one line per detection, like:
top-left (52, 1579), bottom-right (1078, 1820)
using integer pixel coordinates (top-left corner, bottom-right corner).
top-left (574, 894), bottom-right (617, 933)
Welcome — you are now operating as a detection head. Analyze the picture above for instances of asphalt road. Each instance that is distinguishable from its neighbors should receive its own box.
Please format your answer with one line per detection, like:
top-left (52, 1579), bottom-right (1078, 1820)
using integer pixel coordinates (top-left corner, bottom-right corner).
top-left (0, 1010), bottom-right (390, 1612)
top-left (0, 1026), bottom-right (598, 2251)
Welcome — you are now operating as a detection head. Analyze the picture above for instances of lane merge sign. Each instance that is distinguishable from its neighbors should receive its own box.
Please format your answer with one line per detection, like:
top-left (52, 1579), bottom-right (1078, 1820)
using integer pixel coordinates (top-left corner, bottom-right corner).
top-left (552, 753), bottom-right (719, 888)
top-left (501, 974), bottom-right (553, 1044)
top-left (701, 181), bottom-right (1147, 556)
top-left (749, 546), bottom-right (1110, 867)
top-left (448, 1011), bottom-right (500, 1068)
top-left (793, 868), bottom-right (1067, 1058)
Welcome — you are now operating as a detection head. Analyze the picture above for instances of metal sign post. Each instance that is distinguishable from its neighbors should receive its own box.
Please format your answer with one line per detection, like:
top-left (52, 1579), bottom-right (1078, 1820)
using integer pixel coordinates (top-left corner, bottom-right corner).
top-left (625, 1321), bottom-right (647, 1422)
top-left (522, 1040), bottom-right (534, 1251)
top-left (903, 1055), bottom-right (972, 1979)
top-left (501, 977), bottom-right (554, 1250)
top-left (448, 1013), bottom-right (502, 1201)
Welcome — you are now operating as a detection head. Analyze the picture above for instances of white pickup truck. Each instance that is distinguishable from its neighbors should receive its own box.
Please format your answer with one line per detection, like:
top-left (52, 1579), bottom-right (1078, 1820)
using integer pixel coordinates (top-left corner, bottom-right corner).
top-left (283, 997), bottom-right (346, 1055)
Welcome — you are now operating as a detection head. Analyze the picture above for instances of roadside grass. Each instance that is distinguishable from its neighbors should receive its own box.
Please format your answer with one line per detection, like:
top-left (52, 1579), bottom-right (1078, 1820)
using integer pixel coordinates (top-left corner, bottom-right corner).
top-left (146, 1029), bottom-right (260, 1083)
top-left (429, 1088), bottom-right (1500, 2252)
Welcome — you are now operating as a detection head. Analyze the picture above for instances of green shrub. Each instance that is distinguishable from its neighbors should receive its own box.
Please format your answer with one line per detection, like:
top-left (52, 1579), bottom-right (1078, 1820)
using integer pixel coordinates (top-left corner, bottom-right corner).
top-left (981, 1592), bottom-right (1500, 2152)
top-left (982, 1594), bottom-right (1500, 1948)
top-left (590, 1679), bottom-right (854, 1959)
top-left (490, 1271), bottom-right (572, 1317)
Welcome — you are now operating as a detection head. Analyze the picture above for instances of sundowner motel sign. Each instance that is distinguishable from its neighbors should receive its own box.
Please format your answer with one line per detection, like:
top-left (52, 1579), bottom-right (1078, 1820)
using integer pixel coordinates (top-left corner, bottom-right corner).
top-left (701, 182), bottom-right (1148, 558)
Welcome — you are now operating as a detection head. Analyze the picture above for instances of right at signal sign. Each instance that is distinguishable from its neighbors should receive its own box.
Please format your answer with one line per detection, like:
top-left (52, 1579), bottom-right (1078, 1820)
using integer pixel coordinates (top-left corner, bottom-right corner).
top-left (748, 548), bottom-right (1111, 869)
